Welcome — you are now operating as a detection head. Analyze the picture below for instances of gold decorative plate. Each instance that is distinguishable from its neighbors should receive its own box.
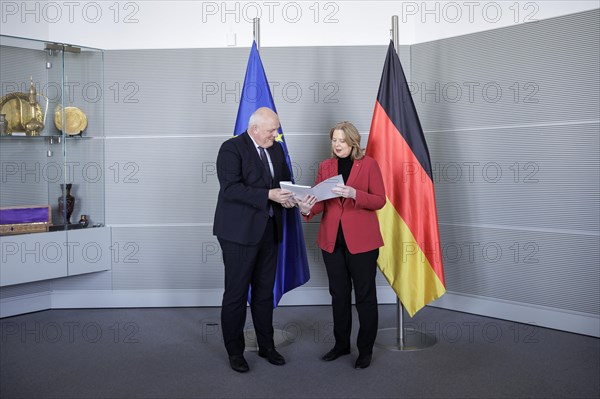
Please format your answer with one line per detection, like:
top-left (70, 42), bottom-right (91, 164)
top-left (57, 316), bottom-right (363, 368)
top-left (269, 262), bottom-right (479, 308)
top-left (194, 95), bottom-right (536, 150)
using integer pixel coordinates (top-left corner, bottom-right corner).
top-left (54, 106), bottom-right (88, 135)
top-left (0, 92), bottom-right (43, 135)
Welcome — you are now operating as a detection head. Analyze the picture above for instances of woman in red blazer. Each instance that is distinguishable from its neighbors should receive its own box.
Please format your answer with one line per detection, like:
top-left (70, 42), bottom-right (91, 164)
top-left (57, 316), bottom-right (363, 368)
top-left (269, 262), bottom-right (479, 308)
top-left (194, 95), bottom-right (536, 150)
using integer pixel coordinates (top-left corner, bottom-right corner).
top-left (298, 122), bottom-right (386, 369)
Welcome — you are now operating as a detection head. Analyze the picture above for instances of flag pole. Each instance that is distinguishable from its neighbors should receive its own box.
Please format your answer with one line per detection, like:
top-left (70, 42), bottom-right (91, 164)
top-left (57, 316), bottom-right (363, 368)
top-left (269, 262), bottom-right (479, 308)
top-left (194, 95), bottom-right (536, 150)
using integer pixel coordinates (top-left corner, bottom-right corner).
top-left (392, 14), bottom-right (407, 350)
top-left (374, 16), bottom-right (438, 351)
top-left (243, 16), bottom-right (291, 352)
top-left (253, 17), bottom-right (260, 50)
top-left (392, 15), bottom-right (399, 53)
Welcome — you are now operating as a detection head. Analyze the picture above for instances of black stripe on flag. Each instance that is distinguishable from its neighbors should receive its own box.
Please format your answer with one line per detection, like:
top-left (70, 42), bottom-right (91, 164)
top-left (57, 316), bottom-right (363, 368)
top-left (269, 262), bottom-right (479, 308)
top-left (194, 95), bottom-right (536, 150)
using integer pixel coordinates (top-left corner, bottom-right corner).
top-left (376, 40), bottom-right (433, 181)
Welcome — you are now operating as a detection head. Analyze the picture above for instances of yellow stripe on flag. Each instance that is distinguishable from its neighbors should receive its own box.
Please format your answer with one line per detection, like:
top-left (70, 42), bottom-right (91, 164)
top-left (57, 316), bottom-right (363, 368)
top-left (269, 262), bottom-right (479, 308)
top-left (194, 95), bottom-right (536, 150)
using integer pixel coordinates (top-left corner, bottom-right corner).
top-left (377, 199), bottom-right (446, 317)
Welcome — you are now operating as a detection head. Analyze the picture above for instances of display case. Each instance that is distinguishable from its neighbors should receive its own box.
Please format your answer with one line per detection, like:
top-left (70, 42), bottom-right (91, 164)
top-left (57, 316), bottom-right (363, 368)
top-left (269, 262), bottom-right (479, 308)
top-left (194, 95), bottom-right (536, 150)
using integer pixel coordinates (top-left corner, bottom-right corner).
top-left (0, 35), bottom-right (110, 286)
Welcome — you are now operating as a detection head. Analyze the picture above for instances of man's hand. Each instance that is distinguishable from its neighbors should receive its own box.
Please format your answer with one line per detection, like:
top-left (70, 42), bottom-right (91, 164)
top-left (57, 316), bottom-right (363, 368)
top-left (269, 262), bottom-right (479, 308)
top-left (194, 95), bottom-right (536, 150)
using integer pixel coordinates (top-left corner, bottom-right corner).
top-left (269, 188), bottom-right (294, 204)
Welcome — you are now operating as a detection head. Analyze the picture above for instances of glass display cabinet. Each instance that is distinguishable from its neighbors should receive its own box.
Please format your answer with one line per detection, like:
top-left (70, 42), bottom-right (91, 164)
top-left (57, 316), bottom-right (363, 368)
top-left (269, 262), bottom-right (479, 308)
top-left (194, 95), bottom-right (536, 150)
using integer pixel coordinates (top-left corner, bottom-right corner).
top-left (0, 35), bottom-right (110, 286)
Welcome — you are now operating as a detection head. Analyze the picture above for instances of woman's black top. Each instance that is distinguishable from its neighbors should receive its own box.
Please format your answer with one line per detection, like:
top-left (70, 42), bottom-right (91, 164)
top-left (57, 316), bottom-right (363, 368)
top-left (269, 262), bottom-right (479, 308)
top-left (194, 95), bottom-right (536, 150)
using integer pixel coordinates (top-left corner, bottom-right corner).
top-left (335, 155), bottom-right (353, 244)
top-left (337, 155), bottom-right (353, 183)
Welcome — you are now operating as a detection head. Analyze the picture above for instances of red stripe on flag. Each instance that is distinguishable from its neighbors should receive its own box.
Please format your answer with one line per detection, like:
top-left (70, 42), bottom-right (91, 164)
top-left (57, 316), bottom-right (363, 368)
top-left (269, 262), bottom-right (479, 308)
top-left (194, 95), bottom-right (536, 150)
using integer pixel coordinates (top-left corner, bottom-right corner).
top-left (369, 101), bottom-right (445, 285)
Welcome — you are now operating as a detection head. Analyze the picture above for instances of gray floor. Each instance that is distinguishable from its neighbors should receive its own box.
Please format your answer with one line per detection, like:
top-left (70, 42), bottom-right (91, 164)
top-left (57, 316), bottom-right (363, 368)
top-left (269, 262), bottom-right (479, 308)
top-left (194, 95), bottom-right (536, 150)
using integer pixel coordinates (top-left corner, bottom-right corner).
top-left (1, 305), bottom-right (598, 399)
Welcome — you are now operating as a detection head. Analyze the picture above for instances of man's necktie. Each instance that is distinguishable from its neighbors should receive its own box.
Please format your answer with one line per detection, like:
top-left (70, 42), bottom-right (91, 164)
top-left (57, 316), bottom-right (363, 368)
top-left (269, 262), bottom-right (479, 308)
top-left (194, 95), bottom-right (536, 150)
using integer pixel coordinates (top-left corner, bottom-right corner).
top-left (258, 147), bottom-right (274, 216)
top-left (258, 147), bottom-right (273, 185)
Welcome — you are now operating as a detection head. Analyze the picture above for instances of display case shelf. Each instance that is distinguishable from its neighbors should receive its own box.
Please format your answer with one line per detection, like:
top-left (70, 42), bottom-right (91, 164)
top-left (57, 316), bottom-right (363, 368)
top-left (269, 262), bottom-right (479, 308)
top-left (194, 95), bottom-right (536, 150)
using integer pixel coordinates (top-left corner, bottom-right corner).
top-left (0, 134), bottom-right (95, 139)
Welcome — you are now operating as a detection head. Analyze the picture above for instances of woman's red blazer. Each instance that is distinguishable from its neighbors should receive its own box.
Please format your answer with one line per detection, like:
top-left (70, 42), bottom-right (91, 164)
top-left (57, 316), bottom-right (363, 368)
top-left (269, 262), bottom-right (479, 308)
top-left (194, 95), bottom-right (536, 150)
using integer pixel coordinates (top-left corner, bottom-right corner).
top-left (306, 155), bottom-right (386, 254)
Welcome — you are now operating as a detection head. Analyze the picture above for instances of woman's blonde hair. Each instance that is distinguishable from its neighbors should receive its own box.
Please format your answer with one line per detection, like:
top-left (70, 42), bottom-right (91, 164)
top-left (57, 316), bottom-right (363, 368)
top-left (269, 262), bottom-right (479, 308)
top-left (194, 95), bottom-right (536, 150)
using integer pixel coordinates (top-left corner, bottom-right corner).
top-left (329, 121), bottom-right (364, 160)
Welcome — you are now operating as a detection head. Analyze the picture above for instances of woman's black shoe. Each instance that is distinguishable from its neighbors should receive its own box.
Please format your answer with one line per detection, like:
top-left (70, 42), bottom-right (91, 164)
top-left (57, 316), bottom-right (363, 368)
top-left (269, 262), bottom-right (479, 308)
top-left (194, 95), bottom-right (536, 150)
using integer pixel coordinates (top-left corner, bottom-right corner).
top-left (354, 354), bottom-right (372, 369)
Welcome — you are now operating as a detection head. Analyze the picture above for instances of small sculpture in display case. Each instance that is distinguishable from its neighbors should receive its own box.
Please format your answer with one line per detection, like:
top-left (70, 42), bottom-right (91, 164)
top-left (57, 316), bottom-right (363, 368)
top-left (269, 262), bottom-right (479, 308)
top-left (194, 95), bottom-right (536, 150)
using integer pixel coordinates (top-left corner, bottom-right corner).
top-left (58, 184), bottom-right (75, 224)
top-left (78, 214), bottom-right (89, 228)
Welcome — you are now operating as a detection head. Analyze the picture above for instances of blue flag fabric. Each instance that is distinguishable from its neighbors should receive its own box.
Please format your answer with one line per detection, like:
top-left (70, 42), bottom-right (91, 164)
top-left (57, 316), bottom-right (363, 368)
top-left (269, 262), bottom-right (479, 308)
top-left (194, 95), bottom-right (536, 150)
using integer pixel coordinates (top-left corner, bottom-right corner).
top-left (234, 41), bottom-right (310, 307)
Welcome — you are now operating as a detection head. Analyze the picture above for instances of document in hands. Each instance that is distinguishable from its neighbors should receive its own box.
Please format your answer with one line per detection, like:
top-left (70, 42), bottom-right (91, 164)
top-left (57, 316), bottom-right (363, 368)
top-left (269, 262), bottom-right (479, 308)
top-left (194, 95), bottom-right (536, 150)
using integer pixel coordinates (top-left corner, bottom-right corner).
top-left (280, 175), bottom-right (344, 202)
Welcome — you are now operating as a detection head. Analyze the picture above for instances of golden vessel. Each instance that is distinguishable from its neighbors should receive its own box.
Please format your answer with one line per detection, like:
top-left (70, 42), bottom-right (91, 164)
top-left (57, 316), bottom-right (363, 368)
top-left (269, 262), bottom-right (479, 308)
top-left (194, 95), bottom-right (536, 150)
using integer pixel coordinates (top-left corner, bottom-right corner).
top-left (0, 78), bottom-right (48, 136)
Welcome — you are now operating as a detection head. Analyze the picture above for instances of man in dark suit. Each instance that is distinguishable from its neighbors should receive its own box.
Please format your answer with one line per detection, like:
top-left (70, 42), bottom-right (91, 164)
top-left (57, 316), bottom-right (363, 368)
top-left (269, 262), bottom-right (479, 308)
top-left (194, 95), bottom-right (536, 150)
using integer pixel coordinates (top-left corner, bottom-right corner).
top-left (213, 107), bottom-right (294, 373)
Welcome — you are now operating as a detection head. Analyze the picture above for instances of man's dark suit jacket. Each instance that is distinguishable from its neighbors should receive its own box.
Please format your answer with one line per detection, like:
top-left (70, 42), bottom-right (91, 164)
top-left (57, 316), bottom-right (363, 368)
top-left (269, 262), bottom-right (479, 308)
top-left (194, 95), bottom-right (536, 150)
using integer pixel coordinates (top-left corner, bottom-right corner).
top-left (213, 131), bottom-right (291, 245)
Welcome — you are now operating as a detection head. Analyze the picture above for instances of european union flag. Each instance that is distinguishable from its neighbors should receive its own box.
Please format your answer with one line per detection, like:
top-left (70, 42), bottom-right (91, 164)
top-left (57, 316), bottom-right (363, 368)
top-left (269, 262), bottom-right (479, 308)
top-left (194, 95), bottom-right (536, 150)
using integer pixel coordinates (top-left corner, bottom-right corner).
top-left (234, 41), bottom-right (310, 307)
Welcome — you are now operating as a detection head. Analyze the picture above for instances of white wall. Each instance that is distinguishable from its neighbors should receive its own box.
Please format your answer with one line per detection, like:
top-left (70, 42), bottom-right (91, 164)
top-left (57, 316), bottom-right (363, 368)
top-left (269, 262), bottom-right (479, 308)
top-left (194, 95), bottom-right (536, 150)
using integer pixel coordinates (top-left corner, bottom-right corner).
top-left (1, 1), bottom-right (598, 49)
top-left (0, 0), bottom-right (49, 40)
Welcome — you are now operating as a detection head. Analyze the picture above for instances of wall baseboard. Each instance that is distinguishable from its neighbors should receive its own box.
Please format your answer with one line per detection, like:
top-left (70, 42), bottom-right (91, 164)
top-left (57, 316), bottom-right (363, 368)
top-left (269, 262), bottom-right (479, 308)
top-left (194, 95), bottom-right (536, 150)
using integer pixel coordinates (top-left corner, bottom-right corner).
top-left (429, 292), bottom-right (600, 337)
top-left (2, 288), bottom-right (597, 337)
top-left (0, 292), bottom-right (52, 318)
top-left (48, 286), bottom-right (398, 308)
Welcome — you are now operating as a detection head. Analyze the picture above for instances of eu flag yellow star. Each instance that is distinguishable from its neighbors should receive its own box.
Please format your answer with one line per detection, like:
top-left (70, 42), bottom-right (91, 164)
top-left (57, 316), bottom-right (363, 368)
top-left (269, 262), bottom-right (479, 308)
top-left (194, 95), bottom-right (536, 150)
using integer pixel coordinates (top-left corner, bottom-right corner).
top-left (275, 133), bottom-right (284, 142)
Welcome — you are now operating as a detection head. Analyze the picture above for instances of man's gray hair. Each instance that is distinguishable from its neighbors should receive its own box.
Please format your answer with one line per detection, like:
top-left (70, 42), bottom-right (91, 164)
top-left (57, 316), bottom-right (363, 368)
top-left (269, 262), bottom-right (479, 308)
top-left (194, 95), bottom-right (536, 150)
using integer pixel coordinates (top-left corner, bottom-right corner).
top-left (247, 110), bottom-right (264, 131)
top-left (247, 107), bottom-right (278, 131)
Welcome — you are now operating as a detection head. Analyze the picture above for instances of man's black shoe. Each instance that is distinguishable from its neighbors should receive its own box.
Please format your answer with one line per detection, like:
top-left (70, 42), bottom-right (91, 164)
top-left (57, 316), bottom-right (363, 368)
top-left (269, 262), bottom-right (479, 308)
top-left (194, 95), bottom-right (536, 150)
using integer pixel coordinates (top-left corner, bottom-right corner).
top-left (258, 348), bottom-right (286, 365)
top-left (354, 354), bottom-right (372, 369)
top-left (321, 347), bottom-right (351, 361)
top-left (228, 355), bottom-right (249, 373)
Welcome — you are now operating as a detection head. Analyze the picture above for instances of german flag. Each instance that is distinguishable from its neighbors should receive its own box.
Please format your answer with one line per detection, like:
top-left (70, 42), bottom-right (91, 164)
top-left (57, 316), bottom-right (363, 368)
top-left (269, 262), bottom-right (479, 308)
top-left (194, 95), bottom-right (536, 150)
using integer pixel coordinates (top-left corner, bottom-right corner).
top-left (366, 41), bottom-right (446, 317)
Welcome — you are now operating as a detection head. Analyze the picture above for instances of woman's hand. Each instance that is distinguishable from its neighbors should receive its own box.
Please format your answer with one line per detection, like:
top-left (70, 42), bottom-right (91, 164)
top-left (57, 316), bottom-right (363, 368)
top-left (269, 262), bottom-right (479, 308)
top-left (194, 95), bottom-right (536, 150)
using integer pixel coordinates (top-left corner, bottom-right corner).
top-left (282, 199), bottom-right (297, 208)
top-left (332, 183), bottom-right (356, 199)
top-left (297, 194), bottom-right (317, 215)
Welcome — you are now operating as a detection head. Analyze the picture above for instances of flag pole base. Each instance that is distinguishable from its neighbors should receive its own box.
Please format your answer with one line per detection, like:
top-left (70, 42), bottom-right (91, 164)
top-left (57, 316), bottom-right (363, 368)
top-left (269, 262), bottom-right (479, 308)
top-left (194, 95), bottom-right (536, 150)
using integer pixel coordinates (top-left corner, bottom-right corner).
top-left (374, 327), bottom-right (437, 351)
top-left (244, 329), bottom-right (291, 352)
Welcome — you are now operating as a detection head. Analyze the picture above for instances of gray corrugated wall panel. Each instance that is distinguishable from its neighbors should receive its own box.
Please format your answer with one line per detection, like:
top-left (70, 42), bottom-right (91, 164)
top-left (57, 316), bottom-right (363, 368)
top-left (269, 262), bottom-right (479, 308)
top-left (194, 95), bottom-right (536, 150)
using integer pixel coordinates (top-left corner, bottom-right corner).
top-left (0, 139), bottom-right (51, 207)
top-left (429, 123), bottom-right (599, 232)
top-left (419, 9), bottom-right (600, 320)
top-left (104, 136), bottom-right (223, 224)
top-left (50, 270), bottom-right (113, 290)
top-left (260, 45), bottom-right (403, 134)
top-left (104, 46), bottom-right (405, 137)
top-left (110, 226), bottom-right (222, 290)
top-left (440, 224), bottom-right (600, 315)
top-left (104, 48), bottom-right (248, 137)
top-left (412, 10), bottom-right (600, 132)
